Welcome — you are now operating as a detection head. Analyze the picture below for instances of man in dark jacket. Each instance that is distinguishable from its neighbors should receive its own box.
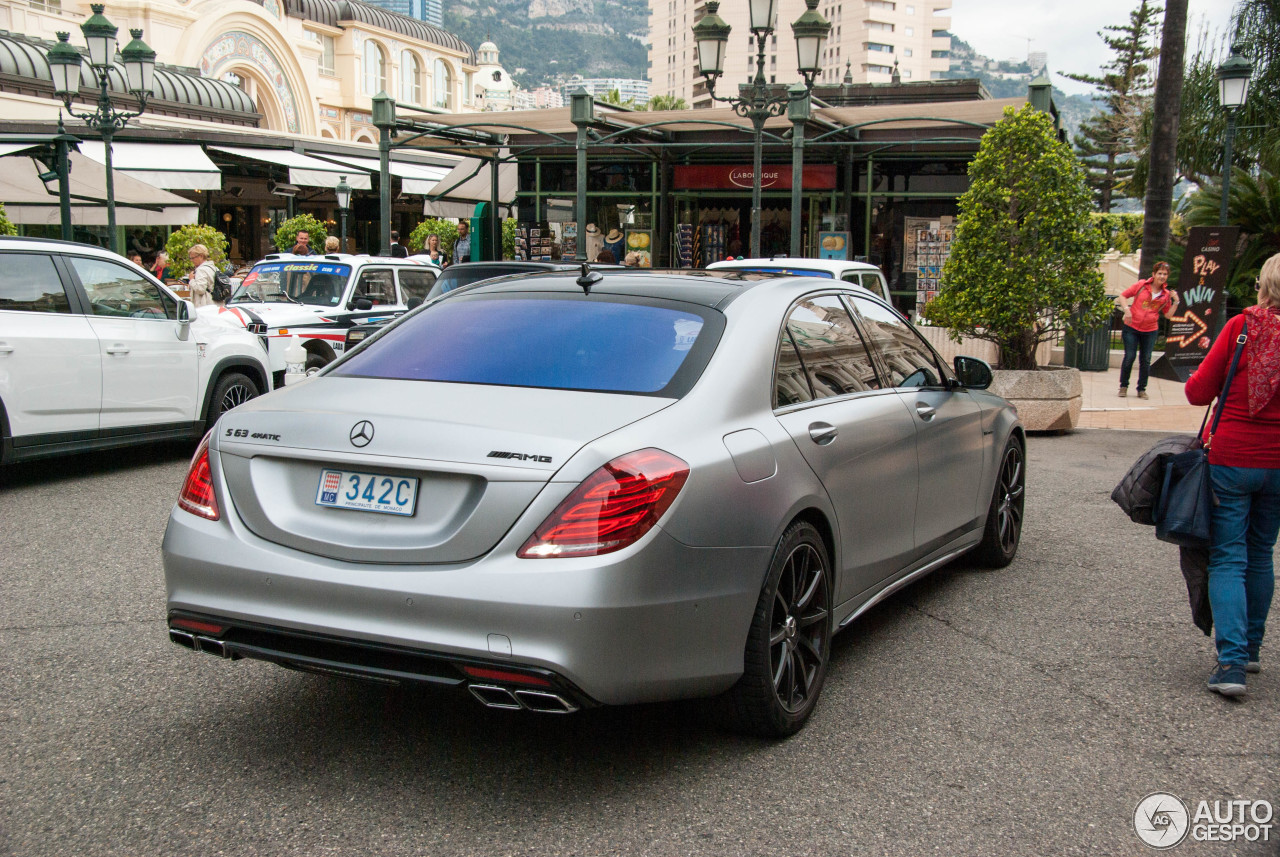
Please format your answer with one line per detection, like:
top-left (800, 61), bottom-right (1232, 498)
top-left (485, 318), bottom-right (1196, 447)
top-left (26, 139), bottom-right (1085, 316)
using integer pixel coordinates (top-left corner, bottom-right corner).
top-left (389, 230), bottom-right (409, 258)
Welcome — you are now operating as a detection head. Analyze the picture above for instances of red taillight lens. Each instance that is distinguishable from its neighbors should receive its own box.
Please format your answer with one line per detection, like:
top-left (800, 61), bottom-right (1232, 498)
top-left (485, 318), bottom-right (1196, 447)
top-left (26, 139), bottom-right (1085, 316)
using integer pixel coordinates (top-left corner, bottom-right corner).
top-left (518, 448), bottom-right (689, 558)
top-left (177, 434), bottom-right (220, 521)
top-left (170, 617), bottom-right (227, 635)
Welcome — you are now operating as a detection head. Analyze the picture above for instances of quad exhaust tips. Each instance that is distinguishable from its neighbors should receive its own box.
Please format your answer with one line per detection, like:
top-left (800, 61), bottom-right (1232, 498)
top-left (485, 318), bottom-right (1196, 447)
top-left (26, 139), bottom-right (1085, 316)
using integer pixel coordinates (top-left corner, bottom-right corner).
top-left (468, 684), bottom-right (578, 714)
top-left (169, 628), bottom-right (239, 659)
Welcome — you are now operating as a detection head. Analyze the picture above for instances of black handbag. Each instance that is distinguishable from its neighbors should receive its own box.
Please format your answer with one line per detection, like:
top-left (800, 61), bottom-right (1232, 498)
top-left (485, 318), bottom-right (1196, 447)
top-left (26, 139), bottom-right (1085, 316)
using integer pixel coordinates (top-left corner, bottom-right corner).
top-left (1152, 322), bottom-right (1249, 548)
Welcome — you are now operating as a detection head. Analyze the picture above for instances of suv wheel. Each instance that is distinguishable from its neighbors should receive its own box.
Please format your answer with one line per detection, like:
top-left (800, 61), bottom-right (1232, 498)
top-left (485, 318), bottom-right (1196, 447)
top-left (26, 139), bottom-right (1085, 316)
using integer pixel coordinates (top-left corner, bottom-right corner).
top-left (206, 372), bottom-right (260, 430)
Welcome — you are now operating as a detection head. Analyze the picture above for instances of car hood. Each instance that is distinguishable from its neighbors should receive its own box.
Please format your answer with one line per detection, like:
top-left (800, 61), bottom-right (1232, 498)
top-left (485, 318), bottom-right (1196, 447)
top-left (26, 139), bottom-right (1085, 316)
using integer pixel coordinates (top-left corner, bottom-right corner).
top-left (225, 302), bottom-right (337, 327)
top-left (211, 377), bottom-right (674, 563)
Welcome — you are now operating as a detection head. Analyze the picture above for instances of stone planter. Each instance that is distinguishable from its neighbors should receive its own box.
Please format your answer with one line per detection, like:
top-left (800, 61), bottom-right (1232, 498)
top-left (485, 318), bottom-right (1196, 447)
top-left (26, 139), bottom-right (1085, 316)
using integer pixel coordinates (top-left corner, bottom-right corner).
top-left (989, 366), bottom-right (1083, 431)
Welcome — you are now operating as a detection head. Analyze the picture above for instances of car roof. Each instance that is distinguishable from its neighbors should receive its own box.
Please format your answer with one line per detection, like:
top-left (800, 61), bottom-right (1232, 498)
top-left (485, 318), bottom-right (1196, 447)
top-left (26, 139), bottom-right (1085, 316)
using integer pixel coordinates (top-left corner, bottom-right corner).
top-left (441, 261), bottom-right (584, 273)
top-left (707, 257), bottom-right (882, 275)
top-left (0, 236), bottom-right (129, 258)
top-left (443, 267), bottom-right (858, 311)
top-left (253, 253), bottom-right (429, 267)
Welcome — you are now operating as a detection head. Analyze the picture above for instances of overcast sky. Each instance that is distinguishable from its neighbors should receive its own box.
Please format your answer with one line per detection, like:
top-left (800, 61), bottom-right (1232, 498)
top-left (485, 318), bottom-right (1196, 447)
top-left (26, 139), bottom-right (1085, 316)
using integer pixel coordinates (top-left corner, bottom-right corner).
top-left (947, 0), bottom-right (1239, 96)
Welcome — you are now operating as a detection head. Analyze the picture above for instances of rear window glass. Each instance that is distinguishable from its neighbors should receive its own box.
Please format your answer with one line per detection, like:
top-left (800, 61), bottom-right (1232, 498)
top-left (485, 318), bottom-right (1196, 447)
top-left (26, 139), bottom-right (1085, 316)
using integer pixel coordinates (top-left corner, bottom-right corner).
top-left (233, 262), bottom-right (352, 307)
top-left (428, 265), bottom-right (551, 297)
top-left (730, 266), bottom-right (835, 278)
top-left (331, 294), bottom-right (720, 396)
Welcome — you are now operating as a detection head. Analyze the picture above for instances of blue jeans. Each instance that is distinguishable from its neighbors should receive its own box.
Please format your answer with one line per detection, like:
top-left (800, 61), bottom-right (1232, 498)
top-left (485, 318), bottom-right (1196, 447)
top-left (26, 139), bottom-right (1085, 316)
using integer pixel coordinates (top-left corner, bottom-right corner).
top-left (1119, 326), bottom-right (1158, 391)
top-left (1208, 465), bottom-right (1280, 666)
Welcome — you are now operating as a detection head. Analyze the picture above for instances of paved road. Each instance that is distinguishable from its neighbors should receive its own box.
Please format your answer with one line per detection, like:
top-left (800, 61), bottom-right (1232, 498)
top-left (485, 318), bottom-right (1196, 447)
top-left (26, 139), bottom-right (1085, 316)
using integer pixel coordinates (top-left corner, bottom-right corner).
top-left (2, 432), bottom-right (1276, 857)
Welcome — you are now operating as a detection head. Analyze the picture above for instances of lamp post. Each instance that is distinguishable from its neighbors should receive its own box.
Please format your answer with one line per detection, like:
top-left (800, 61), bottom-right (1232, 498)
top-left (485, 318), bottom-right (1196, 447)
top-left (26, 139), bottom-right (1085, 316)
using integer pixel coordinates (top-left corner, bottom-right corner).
top-left (335, 175), bottom-right (351, 253)
top-left (46, 6), bottom-right (155, 254)
top-left (692, 0), bottom-right (830, 258)
top-left (1215, 44), bottom-right (1252, 227)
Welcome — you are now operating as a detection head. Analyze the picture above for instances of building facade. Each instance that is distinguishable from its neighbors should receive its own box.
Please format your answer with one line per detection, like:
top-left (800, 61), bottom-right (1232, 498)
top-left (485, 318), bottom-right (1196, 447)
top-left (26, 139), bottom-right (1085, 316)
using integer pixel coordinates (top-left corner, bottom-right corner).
top-left (559, 75), bottom-right (650, 105)
top-left (648, 0), bottom-right (952, 107)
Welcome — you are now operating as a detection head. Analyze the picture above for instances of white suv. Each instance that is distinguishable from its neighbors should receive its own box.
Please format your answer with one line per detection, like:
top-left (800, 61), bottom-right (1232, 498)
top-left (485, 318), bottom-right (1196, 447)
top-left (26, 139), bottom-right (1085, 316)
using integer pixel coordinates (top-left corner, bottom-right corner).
top-left (227, 253), bottom-right (438, 383)
top-left (0, 237), bottom-right (272, 465)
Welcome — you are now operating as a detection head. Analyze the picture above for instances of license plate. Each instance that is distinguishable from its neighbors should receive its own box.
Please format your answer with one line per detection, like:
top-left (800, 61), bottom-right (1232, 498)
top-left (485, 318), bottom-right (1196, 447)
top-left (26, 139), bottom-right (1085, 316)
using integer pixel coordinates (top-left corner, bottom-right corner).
top-left (316, 469), bottom-right (418, 516)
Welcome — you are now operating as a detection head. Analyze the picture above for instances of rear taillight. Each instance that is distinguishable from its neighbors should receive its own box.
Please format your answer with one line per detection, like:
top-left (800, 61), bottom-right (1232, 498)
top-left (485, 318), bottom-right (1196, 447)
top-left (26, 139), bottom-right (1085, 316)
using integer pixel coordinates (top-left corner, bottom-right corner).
top-left (518, 448), bottom-right (689, 558)
top-left (177, 433), bottom-right (220, 521)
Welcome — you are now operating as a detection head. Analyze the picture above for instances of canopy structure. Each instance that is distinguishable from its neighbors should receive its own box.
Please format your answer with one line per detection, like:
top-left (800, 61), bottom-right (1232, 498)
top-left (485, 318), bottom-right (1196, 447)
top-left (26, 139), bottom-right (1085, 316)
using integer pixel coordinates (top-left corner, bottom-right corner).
top-left (0, 153), bottom-right (197, 225)
top-left (423, 157), bottom-right (517, 217)
top-left (76, 141), bottom-right (222, 191)
top-left (208, 145), bottom-right (374, 189)
top-left (310, 152), bottom-right (453, 195)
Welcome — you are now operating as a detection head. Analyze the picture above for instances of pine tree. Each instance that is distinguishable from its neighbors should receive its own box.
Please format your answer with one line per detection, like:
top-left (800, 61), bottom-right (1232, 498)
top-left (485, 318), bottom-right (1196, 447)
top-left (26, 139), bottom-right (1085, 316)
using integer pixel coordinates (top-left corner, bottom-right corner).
top-left (1062, 0), bottom-right (1161, 212)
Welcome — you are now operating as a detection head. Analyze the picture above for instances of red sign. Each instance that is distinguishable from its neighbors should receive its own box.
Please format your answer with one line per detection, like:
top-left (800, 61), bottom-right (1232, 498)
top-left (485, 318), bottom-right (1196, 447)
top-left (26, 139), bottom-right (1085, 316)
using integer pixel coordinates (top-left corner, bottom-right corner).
top-left (673, 164), bottom-right (837, 191)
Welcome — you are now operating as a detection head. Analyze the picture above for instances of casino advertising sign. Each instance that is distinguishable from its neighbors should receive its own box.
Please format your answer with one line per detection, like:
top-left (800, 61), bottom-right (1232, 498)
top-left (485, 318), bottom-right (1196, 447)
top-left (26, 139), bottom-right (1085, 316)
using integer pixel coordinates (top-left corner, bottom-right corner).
top-left (1157, 225), bottom-right (1240, 382)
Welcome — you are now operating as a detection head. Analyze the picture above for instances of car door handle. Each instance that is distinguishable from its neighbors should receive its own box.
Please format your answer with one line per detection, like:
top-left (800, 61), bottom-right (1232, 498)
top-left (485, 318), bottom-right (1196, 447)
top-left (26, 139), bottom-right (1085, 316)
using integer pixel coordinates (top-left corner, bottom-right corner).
top-left (915, 403), bottom-right (936, 421)
top-left (106, 345), bottom-right (131, 355)
top-left (808, 422), bottom-right (838, 445)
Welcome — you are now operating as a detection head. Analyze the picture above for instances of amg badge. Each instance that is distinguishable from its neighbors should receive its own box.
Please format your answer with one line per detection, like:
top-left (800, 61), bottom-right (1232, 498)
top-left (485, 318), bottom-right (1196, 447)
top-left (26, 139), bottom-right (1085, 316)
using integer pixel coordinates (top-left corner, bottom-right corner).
top-left (487, 451), bottom-right (553, 463)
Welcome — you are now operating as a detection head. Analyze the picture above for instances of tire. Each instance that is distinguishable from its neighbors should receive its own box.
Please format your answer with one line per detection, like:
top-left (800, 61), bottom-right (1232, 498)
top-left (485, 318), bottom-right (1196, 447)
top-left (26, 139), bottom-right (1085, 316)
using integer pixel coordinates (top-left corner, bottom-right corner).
top-left (206, 372), bottom-right (260, 430)
top-left (716, 520), bottom-right (832, 738)
top-left (305, 352), bottom-right (328, 373)
top-left (973, 438), bottom-right (1025, 568)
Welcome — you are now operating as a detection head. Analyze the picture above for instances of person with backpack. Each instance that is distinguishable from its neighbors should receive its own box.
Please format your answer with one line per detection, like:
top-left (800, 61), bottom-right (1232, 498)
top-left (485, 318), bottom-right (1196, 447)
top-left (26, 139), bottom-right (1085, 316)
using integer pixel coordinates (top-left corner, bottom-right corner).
top-left (187, 245), bottom-right (218, 308)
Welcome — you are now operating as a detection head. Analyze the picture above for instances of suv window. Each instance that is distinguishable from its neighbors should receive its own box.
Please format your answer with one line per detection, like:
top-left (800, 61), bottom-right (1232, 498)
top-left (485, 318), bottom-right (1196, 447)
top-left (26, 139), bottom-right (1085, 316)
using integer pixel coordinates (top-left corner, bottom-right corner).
top-left (782, 295), bottom-right (882, 402)
top-left (69, 257), bottom-right (175, 319)
top-left (354, 269), bottom-right (395, 306)
top-left (0, 253), bottom-right (70, 313)
top-left (397, 268), bottom-right (436, 304)
top-left (849, 294), bottom-right (943, 388)
top-left (233, 262), bottom-right (352, 306)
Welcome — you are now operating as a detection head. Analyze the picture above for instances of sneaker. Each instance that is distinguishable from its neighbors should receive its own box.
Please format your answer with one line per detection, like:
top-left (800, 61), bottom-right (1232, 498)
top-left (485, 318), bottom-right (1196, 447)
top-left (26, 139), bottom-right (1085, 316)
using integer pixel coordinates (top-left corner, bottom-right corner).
top-left (1118, 387), bottom-right (1128, 398)
top-left (1208, 663), bottom-right (1247, 696)
top-left (1137, 390), bottom-right (1149, 399)
top-left (1247, 660), bottom-right (1261, 674)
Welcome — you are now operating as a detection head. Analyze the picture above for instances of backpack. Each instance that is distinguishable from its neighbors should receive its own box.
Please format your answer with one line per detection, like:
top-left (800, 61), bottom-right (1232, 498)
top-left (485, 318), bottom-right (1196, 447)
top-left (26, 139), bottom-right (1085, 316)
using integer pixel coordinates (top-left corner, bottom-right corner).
top-left (211, 268), bottom-right (234, 303)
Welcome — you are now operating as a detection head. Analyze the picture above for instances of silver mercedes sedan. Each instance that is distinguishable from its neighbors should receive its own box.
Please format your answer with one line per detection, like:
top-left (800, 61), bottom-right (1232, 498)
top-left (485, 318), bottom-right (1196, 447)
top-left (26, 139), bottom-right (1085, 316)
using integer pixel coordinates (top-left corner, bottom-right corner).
top-left (163, 268), bottom-right (1024, 737)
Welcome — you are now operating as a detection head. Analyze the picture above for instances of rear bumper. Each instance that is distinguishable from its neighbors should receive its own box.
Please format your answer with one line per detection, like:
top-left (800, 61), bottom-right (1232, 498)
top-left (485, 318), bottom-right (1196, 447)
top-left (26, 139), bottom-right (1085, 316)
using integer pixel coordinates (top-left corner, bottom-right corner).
top-left (162, 508), bottom-right (768, 706)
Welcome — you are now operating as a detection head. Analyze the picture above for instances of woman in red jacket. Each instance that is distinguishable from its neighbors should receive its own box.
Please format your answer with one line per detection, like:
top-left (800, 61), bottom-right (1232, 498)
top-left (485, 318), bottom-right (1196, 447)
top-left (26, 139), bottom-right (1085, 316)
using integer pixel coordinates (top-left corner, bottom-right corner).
top-left (1185, 252), bottom-right (1280, 697)
top-left (1117, 261), bottom-right (1180, 398)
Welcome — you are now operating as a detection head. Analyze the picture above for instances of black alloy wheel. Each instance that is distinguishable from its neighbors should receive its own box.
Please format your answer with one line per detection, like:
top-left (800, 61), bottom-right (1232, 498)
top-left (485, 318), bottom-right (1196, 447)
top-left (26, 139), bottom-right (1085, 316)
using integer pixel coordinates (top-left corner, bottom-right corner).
top-left (206, 372), bottom-right (260, 430)
top-left (975, 438), bottom-right (1025, 568)
top-left (717, 520), bottom-right (832, 737)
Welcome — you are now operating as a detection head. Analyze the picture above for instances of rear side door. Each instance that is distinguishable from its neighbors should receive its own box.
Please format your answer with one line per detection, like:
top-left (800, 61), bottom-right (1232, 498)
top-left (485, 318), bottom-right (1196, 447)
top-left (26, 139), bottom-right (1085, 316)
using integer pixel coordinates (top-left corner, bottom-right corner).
top-left (67, 255), bottom-right (198, 430)
top-left (771, 294), bottom-right (919, 604)
top-left (395, 267), bottom-right (437, 307)
top-left (848, 294), bottom-right (986, 556)
top-left (0, 251), bottom-right (101, 441)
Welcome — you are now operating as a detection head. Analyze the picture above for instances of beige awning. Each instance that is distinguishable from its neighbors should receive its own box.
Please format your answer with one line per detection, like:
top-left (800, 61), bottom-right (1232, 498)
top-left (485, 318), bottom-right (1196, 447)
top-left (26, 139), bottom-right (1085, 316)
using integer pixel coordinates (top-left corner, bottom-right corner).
top-left (0, 153), bottom-right (198, 225)
top-left (423, 157), bottom-right (517, 217)
top-left (814, 97), bottom-right (1026, 132)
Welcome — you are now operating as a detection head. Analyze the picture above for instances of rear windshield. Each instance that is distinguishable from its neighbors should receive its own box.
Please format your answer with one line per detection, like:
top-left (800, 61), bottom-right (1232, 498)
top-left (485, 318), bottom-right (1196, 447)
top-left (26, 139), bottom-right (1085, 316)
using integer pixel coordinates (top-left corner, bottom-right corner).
top-left (331, 294), bottom-right (721, 397)
top-left (427, 265), bottom-right (552, 297)
top-left (730, 266), bottom-right (834, 278)
top-left (233, 262), bottom-right (352, 307)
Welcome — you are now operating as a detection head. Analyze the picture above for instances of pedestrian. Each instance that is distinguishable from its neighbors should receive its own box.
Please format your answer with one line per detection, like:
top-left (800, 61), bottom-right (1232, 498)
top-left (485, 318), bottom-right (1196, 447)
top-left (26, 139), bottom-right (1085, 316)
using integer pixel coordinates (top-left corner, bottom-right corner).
top-left (389, 230), bottom-right (408, 258)
top-left (624, 251), bottom-right (642, 268)
top-left (150, 251), bottom-right (172, 281)
top-left (1116, 261), bottom-right (1180, 399)
top-left (419, 233), bottom-right (449, 267)
top-left (292, 230), bottom-right (315, 256)
top-left (595, 248), bottom-right (616, 265)
top-left (186, 245), bottom-right (217, 308)
top-left (324, 236), bottom-right (340, 253)
top-left (128, 251), bottom-right (144, 267)
top-left (453, 220), bottom-right (471, 264)
top-left (1184, 252), bottom-right (1280, 697)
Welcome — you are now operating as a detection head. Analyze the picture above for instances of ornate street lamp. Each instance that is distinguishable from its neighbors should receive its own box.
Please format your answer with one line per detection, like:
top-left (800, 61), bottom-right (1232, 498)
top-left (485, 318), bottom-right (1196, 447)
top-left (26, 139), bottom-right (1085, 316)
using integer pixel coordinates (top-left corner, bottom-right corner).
top-left (47, 6), bottom-right (155, 254)
top-left (335, 175), bottom-right (352, 253)
top-left (1215, 44), bottom-right (1252, 226)
top-left (693, 0), bottom-right (830, 258)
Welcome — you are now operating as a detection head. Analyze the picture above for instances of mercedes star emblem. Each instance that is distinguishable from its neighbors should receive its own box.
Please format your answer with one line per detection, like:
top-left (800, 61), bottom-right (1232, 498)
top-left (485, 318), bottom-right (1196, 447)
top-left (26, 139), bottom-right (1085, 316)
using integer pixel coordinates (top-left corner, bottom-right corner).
top-left (349, 420), bottom-right (375, 447)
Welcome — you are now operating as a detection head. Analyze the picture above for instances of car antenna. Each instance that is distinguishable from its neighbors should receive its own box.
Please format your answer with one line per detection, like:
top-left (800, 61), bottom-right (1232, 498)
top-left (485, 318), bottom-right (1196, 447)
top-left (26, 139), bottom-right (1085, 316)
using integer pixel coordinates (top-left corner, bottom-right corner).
top-left (576, 261), bottom-right (602, 295)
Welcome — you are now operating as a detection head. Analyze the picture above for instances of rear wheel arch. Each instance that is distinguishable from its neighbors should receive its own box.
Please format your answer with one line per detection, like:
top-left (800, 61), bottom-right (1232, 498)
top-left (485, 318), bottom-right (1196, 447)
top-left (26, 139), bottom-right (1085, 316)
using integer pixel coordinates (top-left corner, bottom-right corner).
top-left (788, 507), bottom-right (837, 588)
top-left (0, 396), bottom-right (10, 464)
top-left (200, 359), bottom-right (268, 425)
top-left (304, 339), bottom-right (336, 369)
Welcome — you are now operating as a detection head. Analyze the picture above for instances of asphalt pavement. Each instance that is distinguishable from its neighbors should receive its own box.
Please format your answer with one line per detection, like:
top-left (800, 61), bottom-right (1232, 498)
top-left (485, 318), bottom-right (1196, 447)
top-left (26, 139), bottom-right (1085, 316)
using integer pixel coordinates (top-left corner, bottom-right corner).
top-left (1, 432), bottom-right (1276, 857)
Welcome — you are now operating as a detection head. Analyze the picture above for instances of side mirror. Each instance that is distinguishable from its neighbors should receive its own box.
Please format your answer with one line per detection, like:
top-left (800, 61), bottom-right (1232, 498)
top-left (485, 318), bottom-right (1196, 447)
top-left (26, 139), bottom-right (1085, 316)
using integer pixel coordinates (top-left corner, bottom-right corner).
top-left (953, 355), bottom-right (993, 390)
top-left (177, 299), bottom-right (194, 323)
top-left (347, 297), bottom-right (373, 311)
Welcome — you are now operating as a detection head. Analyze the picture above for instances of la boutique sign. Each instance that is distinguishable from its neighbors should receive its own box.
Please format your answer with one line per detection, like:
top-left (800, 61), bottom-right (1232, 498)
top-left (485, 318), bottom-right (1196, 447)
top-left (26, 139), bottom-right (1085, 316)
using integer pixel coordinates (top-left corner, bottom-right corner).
top-left (673, 164), bottom-right (838, 190)
top-left (729, 168), bottom-right (783, 188)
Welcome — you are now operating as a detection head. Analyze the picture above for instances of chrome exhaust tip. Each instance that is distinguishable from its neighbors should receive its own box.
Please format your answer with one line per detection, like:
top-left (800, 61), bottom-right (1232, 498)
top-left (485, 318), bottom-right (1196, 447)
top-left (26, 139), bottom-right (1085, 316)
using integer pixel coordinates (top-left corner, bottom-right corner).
top-left (514, 689), bottom-right (579, 714)
top-left (194, 635), bottom-right (238, 659)
top-left (169, 628), bottom-right (197, 650)
top-left (468, 684), bottom-right (522, 710)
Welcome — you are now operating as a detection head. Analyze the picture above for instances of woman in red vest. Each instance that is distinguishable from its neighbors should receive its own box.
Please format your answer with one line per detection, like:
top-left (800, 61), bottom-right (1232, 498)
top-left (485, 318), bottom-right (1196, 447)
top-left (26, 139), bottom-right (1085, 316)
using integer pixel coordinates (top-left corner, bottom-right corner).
top-left (1116, 261), bottom-right (1180, 398)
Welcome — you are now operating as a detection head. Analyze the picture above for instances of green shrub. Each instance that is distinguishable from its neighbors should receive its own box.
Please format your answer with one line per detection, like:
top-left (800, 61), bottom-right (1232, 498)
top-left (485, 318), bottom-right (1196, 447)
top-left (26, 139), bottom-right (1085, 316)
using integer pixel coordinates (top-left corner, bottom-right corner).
top-left (408, 218), bottom-right (459, 254)
top-left (273, 214), bottom-right (329, 253)
top-left (0, 202), bottom-right (17, 237)
top-left (1092, 212), bottom-right (1144, 253)
top-left (503, 218), bottom-right (517, 259)
top-left (164, 225), bottom-right (229, 278)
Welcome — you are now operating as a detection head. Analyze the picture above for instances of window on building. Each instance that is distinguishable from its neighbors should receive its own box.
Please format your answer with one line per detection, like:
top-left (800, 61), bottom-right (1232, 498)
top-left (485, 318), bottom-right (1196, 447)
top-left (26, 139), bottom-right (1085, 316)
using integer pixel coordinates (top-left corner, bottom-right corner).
top-left (866, 42), bottom-right (894, 53)
top-left (905, 26), bottom-right (914, 36)
top-left (320, 35), bottom-right (336, 76)
top-left (363, 41), bottom-right (386, 96)
top-left (465, 71), bottom-right (474, 104)
top-left (932, 49), bottom-right (949, 58)
top-left (867, 21), bottom-right (894, 31)
top-left (433, 59), bottom-right (452, 109)
top-left (867, 64), bottom-right (893, 75)
top-left (866, 0), bottom-right (895, 10)
top-left (905, 4), bottom-right (915, 12)
top-left (401, 51), bottom-right (422, 104)
top-left (903, 48), bottom-right (913, 57)
top-left (932, 29), bottom-right (950, 38)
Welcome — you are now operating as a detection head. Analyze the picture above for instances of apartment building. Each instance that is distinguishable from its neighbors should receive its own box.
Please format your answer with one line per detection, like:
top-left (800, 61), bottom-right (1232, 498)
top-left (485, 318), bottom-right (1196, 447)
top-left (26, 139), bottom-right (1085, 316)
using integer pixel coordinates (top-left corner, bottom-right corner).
top-left (649, 0), bottom-right (952, 107)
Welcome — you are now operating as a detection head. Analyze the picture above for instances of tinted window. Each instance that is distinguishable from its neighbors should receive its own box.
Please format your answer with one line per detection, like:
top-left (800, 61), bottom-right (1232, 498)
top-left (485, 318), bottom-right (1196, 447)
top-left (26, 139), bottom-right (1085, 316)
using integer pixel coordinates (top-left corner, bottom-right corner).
top-left (0, 253), bottom-right (70, 313)
top-left (70, 257), bottom-right (174, 319)
top-left (234, 262), bottom-right (352, 306)
top-left (354, 269), bottom-right (395, 305)
top-left (332, 295), bottom-right (717, 396)
top-left (849, 295), bottom-right (943, 388)
top-left (428, 265), bottom-right (550, 297)
top-left (784, 295), bottom-right (882, 401)
top-left (397, 268), bottom-right (436, 304)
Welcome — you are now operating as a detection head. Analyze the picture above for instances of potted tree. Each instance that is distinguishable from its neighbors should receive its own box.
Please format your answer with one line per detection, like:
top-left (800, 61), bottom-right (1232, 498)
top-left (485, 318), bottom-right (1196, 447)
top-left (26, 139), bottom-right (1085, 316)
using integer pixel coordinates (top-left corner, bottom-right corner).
top-left (924, 104), bottom-right (1110, 430)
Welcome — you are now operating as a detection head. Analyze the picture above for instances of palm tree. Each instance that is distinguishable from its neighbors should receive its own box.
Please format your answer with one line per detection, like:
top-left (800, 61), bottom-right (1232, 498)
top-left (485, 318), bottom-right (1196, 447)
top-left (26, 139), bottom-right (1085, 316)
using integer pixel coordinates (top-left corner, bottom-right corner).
top-left (641, 94), bottom-right (689, 111)
top-left (1140, 0), bottom-right (1189, 278)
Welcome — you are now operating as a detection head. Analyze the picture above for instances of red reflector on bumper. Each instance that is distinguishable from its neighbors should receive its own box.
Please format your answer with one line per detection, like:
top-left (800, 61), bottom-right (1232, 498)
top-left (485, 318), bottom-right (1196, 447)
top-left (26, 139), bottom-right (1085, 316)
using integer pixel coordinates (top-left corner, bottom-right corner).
top-left (460, 666), bottom-right (552, 687)
top-left (171, 618), bottom-right (228, 635)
